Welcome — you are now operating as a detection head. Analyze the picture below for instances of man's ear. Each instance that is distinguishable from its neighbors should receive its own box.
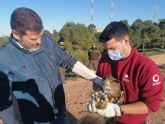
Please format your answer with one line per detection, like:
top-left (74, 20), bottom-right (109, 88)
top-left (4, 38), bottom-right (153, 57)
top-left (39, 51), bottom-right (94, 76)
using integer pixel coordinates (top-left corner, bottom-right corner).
top-left (124, 36), bottom-right (130, 45)
top-left (12, 30), bottom-right (20, 40)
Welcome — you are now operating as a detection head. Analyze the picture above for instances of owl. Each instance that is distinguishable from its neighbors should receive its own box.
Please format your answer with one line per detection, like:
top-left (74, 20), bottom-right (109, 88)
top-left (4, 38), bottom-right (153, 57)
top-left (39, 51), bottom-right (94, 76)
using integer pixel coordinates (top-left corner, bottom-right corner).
top-left (91, 76), bottom-right (124, 109)
top-left (80, 77), bottom-right (124, 124)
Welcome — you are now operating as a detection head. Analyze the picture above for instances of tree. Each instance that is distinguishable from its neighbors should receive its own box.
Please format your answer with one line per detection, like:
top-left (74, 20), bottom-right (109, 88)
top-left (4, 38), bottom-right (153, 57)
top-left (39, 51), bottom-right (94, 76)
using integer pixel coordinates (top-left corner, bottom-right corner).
top-left (142, 20), bottom-right (160, 49)
top-left (52, 29), bottom-right (60, 42)
top-left (44, 30), bottom-right (52, 38)
top-left (87, 24), bottom-right (96, 33)
top-left (120, 20), bottom-right (130, 29)
top-left (0, 37), bottom-right (9, 46)
top-left (131, 19), bottom-right (143, 30)
top-left (131, 19), bottom-right (144, 48)
top-left (159, 19), bottom-right (165, 48)
top-left (59, 22), bottom-right (98, 61)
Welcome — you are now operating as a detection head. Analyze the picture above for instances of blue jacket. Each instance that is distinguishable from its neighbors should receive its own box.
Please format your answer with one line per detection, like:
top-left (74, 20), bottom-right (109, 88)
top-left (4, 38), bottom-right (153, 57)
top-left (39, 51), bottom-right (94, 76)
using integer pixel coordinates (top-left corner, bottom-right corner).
top-left (0, 34), bottom-right (77, 124)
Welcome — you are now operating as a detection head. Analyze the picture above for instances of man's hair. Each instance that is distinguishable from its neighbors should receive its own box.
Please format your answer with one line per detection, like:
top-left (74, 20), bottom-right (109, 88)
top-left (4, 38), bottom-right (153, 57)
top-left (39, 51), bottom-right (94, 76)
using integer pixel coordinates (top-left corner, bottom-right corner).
top-left (10, 7), bottom-right (43, 35)
top-left (99, 21), bottom-right (130, 43)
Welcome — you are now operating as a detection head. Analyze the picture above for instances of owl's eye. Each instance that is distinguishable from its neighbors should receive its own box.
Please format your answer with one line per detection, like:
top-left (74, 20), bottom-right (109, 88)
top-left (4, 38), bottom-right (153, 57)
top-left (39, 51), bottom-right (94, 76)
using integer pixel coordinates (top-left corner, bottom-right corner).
top-left (104, 91), bottom-right (108, 95)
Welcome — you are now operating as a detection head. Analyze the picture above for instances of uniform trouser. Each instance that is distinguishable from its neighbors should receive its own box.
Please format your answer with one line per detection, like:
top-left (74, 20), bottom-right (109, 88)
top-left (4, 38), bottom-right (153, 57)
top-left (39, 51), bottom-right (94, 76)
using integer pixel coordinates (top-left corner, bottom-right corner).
top-left (50, 111), bottom-right (65, 124)
top-left (59, 67), bottom-right (65, 83)
top-left (88, 59), bottom-right (98, 71)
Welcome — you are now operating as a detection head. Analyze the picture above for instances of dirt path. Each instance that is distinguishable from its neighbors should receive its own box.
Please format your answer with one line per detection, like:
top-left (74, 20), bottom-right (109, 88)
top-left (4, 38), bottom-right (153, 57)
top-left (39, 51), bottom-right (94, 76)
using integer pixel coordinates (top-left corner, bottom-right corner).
top-left (64, 78), bottom-right (93, 124)
top-left (149, 53), bottom-right (165, 65)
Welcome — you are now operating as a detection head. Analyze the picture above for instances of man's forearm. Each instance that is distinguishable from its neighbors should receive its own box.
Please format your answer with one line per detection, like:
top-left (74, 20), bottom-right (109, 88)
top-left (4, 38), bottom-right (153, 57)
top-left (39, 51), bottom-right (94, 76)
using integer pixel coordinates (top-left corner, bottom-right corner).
top-left (121, 101), bottom-right (148, 114)
top-left (72, 61), bottom-right (97, 80)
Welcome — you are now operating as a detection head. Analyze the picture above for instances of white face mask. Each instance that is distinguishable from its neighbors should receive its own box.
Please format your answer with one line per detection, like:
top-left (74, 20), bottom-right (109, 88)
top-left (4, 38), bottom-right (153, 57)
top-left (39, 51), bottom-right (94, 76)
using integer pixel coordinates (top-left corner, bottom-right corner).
top-left (108, 50), bottom-right (124, 61)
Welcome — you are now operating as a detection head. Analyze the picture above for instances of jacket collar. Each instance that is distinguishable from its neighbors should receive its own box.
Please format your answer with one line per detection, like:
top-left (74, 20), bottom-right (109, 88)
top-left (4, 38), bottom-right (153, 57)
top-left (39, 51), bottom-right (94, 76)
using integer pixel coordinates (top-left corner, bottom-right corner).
top-left (9, 34), bottom-right (44, 54)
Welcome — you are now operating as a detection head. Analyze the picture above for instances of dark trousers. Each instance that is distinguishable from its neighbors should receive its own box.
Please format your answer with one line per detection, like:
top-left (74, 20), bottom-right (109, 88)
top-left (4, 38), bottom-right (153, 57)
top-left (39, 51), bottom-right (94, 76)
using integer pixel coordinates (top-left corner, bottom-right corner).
top-left (88, 59), bottom-right (98, 71)
top-left (50, 111), bottom-right (65, 124)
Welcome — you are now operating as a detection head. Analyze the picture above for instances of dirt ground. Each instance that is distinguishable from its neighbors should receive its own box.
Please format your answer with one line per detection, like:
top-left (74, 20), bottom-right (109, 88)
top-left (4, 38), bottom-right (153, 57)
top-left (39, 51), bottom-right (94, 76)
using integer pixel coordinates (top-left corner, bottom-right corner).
top-left (64, 54), bottom-right (165, 124)
top-left (149, 53), bottom-right (165, 65)
top-left (64, 78), bottom-right (93, 124)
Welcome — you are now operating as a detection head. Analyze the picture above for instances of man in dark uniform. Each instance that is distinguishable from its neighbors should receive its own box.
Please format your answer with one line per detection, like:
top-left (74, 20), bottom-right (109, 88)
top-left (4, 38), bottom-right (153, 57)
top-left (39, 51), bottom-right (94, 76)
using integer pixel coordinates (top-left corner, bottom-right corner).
top-left (88, 43), bottom-right (100, 71)
top-left (59, 41), bottom-right (66, 83)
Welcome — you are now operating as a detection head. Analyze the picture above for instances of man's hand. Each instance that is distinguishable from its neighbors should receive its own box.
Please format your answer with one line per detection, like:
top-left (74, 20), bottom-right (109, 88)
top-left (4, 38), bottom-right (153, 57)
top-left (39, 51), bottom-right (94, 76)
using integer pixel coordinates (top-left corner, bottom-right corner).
top-left (91, 76), bottom-right (103, 90)
top-left (88, 99), bottom-right (122, 118)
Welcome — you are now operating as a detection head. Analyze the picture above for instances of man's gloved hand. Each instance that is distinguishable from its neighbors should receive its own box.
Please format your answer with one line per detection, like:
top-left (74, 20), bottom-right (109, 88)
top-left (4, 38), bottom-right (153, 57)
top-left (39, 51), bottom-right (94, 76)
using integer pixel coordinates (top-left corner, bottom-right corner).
top-left (87, 99), bottom-right (122, 118)
top-left (91, 76), bottom-right (103, 89)
top-left (0, 71), bottom-right (12, 111)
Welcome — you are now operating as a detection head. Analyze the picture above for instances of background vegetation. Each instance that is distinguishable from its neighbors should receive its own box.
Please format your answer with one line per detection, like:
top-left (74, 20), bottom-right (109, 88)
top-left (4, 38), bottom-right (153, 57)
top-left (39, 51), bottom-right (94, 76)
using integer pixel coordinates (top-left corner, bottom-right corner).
top-left (1, 19), bottom-right (165, 62)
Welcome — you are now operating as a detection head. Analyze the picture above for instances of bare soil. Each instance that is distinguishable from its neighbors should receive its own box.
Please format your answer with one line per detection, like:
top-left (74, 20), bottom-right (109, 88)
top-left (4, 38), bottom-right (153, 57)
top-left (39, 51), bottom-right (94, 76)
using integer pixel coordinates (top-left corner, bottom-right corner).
top-left (149, 53), bottom-right (165, 65)
top-left (64, 78), bottom-right (93, 124)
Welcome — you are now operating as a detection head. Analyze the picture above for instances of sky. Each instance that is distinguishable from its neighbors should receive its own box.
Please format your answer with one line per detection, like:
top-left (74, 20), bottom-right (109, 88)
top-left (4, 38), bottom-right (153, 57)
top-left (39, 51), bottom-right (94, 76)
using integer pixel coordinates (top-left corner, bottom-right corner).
top-left (0, 0), bottom-right (165, 36)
